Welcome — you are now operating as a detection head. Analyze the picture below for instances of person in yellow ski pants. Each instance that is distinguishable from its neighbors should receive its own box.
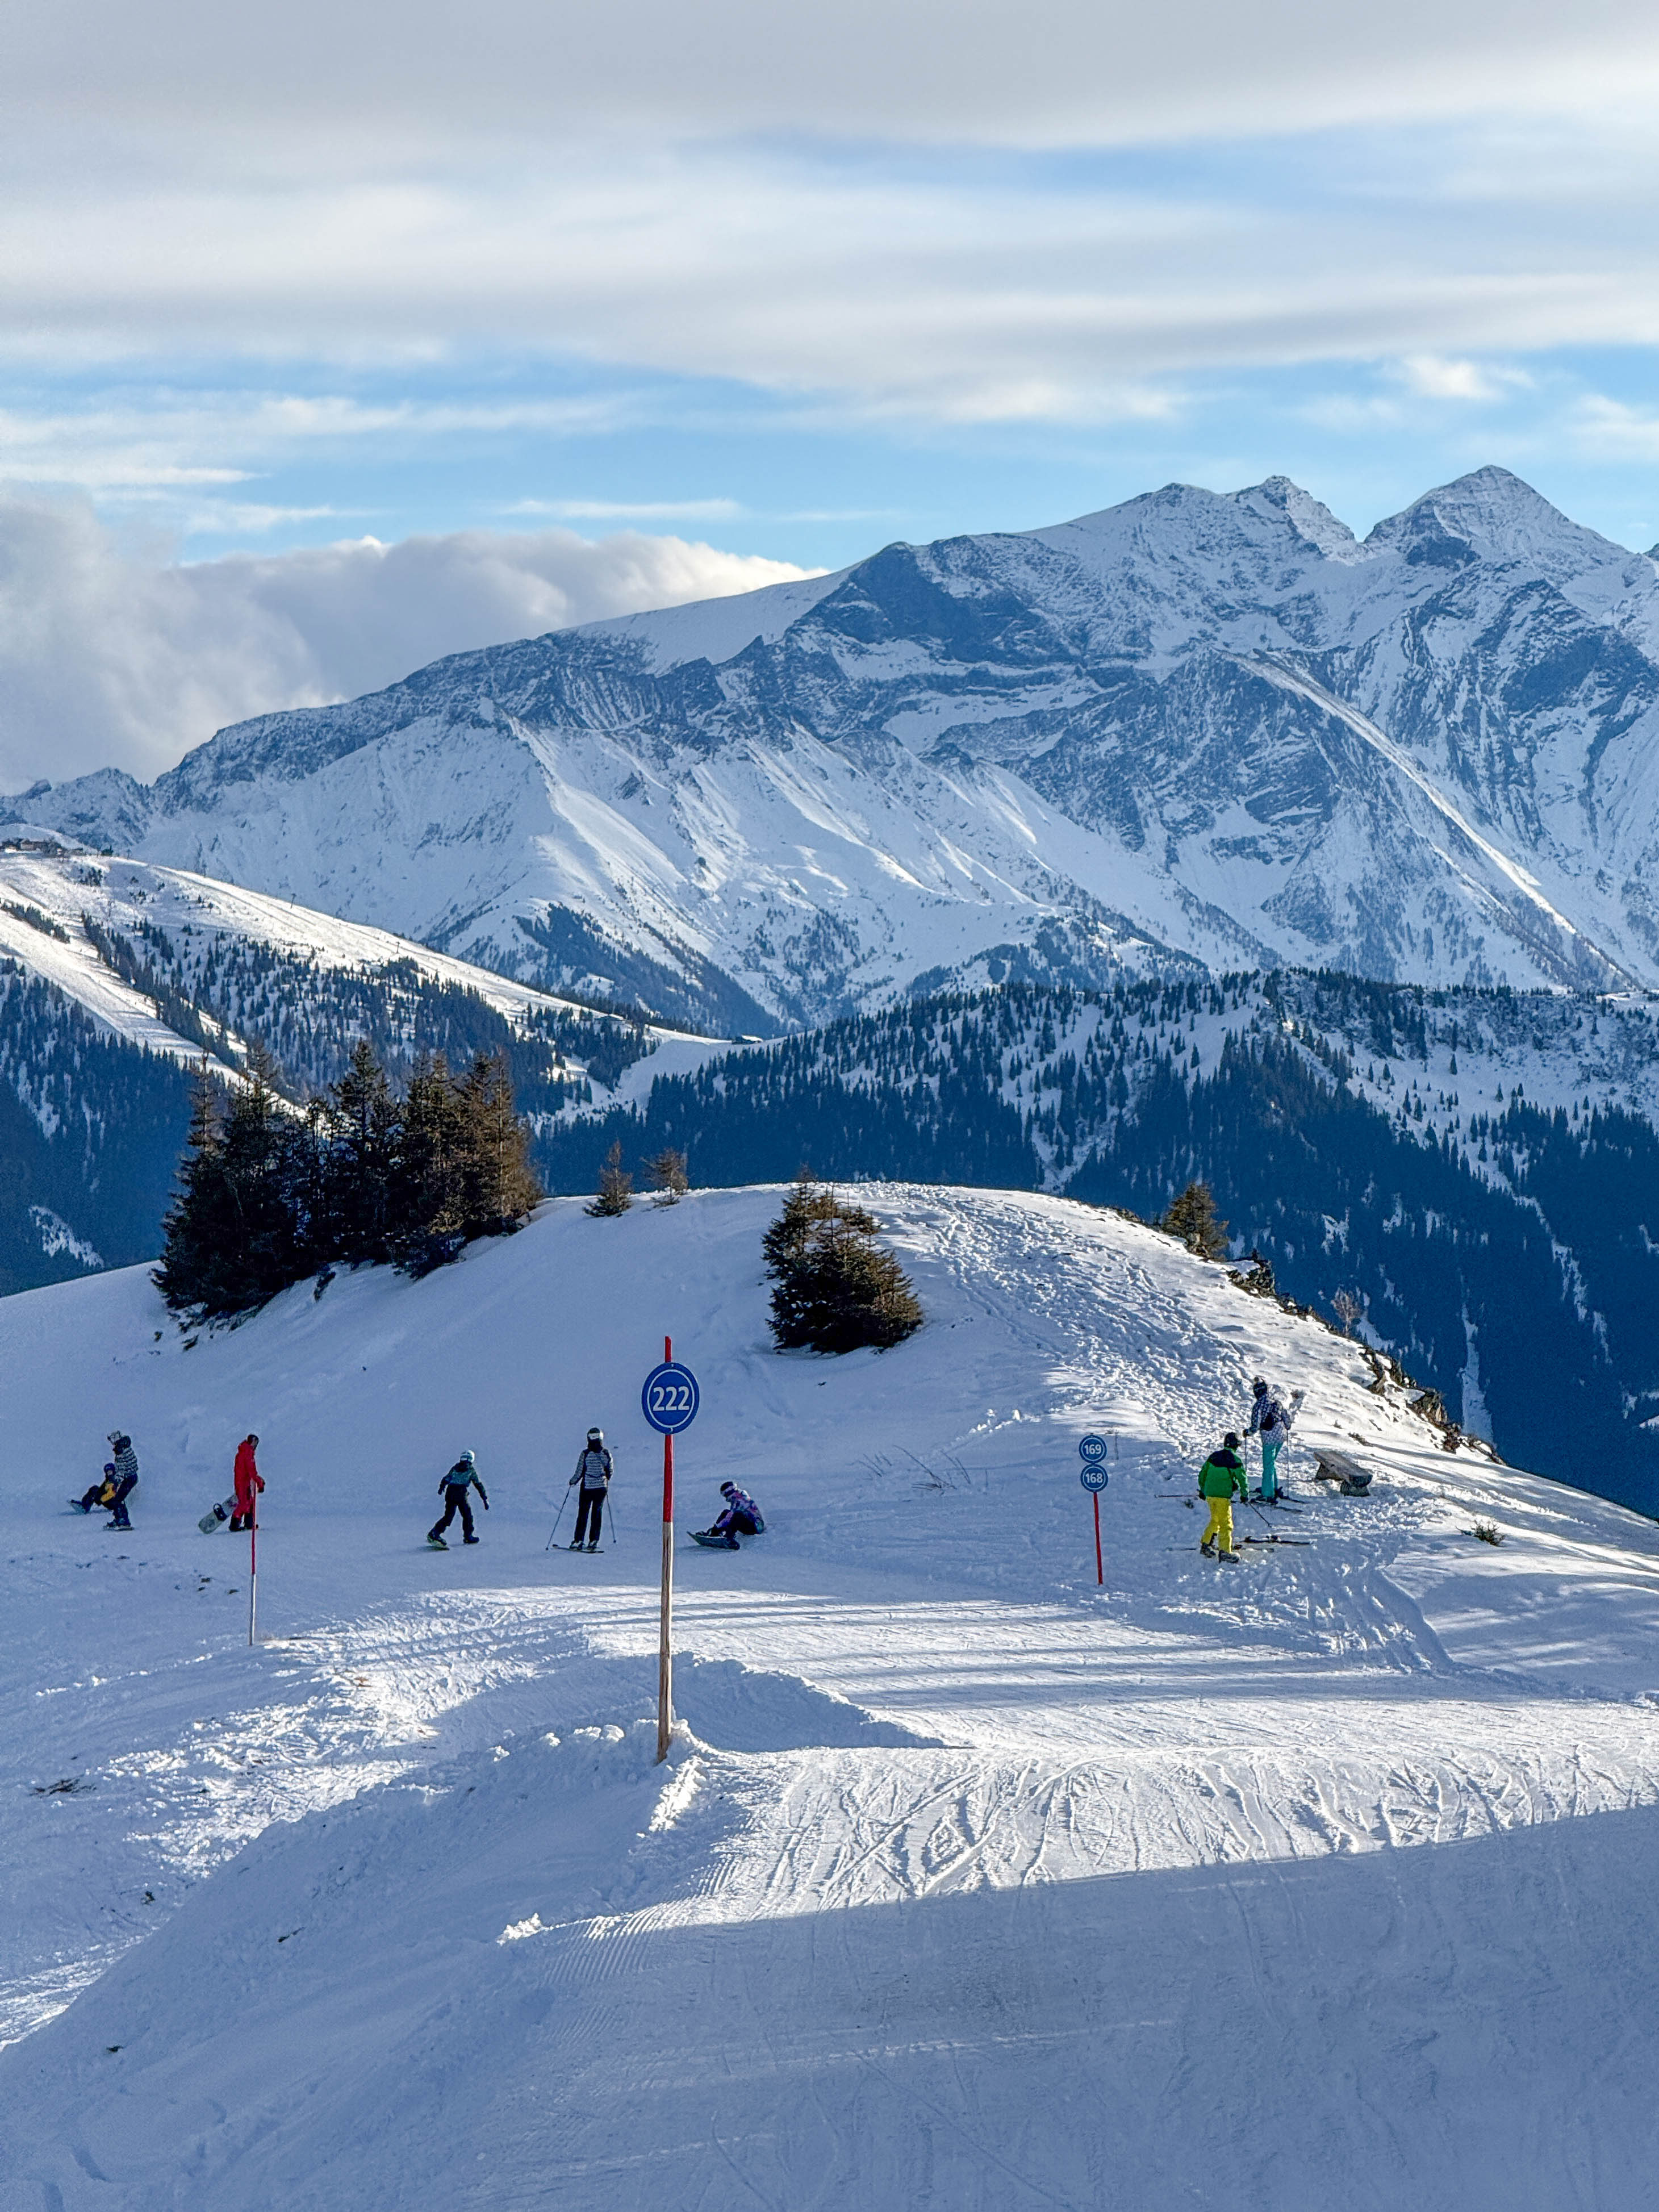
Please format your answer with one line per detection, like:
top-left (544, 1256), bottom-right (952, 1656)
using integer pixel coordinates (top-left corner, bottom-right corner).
top-left (1198, 1431), bottom-right (1248, 1562)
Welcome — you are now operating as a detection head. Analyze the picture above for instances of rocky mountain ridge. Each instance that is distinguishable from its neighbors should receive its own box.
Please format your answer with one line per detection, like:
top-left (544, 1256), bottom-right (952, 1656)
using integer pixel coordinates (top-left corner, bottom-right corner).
top-left (12, 468), bottom-right (1659, 1028)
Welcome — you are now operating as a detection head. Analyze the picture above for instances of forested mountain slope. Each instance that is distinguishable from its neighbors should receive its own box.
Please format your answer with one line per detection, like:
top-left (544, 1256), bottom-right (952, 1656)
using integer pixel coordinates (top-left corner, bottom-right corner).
top-left (546, 973), bottom-right (1659, 1512)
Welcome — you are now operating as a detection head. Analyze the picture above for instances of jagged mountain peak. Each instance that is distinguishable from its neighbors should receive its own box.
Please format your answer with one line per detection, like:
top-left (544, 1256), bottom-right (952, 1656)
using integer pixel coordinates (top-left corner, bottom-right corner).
top-left (12, 467), bottom-right (1659, 1025)
top-left (1365, 465), bottom-right (1628, 583)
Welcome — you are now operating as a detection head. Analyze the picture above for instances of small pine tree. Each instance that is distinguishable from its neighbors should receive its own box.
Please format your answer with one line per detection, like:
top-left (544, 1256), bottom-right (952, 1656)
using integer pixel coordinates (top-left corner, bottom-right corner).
top-left (763, 1175), bottom-right (922, 1353)
top-left (587, 1139), bottom-right (633, 1217)
top-left (1160, 1180), bottom-right (1229, 1259)
top-left (646, 1147), bottom-right (689, 1204)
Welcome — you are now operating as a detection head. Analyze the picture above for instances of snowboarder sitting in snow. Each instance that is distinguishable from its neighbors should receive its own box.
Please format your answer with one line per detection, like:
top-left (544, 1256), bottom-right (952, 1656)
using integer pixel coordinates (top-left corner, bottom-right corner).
top-left (700, 1483), bottom-right (764, 1549)
top-left (1247, 1380), bottom-right (1301, 1501)
top-left (228, 1434), bottom-right (263, 1532)
top-left (74, 1431), bottom-right (141, 1528)
top-left (567, 1429), bottom-right (612, 1551)
top-left (1198, 1433), bottom-right (1248, 1563)
top-left (429, 1450), bottom-right (488, 1547)
top-left (73, 1463), bottom-right (119, 1517)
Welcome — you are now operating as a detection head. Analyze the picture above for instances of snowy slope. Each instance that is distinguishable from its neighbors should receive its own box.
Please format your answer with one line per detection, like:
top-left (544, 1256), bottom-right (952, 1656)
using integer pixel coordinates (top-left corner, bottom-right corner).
top-left (14, 467), bottom-right (1659, 1025)
top-left (3, 1187), bottom-right (1659, 2206)
top-left (0, 845), bottom-right (714, 1083)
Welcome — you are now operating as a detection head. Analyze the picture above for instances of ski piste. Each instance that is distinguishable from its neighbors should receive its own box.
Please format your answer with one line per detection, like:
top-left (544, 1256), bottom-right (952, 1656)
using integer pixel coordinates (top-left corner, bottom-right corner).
top-left (7, 1186), bottom-right (1659, 2210)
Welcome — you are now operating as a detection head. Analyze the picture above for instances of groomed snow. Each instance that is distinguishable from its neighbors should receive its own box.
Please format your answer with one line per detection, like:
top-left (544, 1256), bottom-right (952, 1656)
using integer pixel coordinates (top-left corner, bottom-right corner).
top-left (3, 1186), bottom-right (1658, 2207)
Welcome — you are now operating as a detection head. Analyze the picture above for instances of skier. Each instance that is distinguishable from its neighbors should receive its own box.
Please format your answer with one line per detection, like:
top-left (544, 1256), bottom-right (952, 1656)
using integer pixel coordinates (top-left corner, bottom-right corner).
top-left (1198, 1432), bottom-right (1248, 1563)
top-left (567, 1428), bottom-right (612, 1551)
top-left (428, 1450), bottom-right (488, 1548)
top-left (696, 1483), bottom-right (764, 1549)
top-left (229, 1434), bottom-right (264, 1532)
top-left (1247, 1380), bottom-right (1301, 1501)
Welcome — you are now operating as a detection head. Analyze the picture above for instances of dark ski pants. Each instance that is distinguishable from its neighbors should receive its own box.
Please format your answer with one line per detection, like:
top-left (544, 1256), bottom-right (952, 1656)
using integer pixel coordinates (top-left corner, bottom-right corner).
top-left (430, 1484), bottom-right (475, 1543)
top-left (105, 1476), bottom-right (137, 1528)
top-left (574, 1487), bottom-right (606, 1545)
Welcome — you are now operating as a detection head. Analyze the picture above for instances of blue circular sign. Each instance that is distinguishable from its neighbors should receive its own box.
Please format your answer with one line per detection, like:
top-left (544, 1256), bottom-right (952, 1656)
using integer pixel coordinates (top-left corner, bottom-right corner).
top-left (642, 1361), bottom-right (700, 1434)
top-left (1079, 1434), bottom-right (1109, 1464)
top-left (1080, 1466), bottom-right (1109, 1493)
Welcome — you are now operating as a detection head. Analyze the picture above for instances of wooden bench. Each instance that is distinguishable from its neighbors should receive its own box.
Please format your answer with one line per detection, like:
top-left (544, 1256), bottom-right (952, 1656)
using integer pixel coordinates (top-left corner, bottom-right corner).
top-left (1313, 1450), bottom-right (1375, 1496)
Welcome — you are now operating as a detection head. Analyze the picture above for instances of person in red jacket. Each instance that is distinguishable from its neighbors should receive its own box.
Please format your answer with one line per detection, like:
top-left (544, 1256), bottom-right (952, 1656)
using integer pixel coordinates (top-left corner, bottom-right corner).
top-left (229, 1434), bottom-right (264, 1532)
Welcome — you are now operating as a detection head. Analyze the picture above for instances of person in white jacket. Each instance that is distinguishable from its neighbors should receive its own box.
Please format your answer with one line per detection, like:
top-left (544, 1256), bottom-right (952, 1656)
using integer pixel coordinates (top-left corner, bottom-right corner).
top-left (1247, 1380), bottom-right (1300, 1500)
top-left (567, 1429), bottom-right (612, 1551)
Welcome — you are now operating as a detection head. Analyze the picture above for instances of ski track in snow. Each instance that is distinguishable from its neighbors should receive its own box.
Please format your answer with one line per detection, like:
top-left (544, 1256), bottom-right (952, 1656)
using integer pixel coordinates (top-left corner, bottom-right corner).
top-left (4, 1186), bottom-right (1659, 2206)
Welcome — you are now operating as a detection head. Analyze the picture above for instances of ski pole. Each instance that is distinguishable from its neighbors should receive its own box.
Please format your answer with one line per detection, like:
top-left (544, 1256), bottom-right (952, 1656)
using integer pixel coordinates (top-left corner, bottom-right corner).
top-left (606, 1490), bottom-right (621, 1546)
top-left (545, 1488), bottom-right (571, 1553)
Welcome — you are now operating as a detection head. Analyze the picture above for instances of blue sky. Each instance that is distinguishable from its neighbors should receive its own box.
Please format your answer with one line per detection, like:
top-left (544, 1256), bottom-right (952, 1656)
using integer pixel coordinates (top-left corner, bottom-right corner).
top-left (3, 0), bottom-right (1659, 781)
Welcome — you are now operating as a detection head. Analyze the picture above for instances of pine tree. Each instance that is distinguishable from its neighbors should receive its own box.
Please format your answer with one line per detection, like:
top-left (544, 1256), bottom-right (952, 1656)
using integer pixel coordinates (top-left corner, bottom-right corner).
top-left (154, 1064), bottom-right (231, 1313)
top-left (324, 1038), bottom-right (398, 1263)
top-left (1161, 1179), bottom-right (1229, 1259)
top-left (454, 1049), bottom-right (544, 1236)
top-left (587, 1139), bottom-right (633, 1217)
top-left (388, 1052), bottom-right (467, 1271)
top-left (645, 1147), bottom-right (689, 1204)
top-left (763, 1175), bottom-right (922, 1353)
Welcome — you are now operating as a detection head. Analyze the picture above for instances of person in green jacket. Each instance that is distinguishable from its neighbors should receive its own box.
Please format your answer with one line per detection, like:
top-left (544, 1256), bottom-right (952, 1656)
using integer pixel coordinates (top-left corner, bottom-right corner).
top-left (1198, 1432), bottom-right (1248, 1562)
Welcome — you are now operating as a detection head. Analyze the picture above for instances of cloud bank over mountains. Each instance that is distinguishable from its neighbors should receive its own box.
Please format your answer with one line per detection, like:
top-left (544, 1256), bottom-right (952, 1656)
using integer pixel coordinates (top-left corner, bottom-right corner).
top-left (0, 501), bottom-right (816, 787)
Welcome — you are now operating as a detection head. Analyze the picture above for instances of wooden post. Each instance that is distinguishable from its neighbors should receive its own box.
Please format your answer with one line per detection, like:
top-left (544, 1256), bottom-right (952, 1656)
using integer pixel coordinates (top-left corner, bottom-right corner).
top-left (657, 1333), bottom-right (674, 1762)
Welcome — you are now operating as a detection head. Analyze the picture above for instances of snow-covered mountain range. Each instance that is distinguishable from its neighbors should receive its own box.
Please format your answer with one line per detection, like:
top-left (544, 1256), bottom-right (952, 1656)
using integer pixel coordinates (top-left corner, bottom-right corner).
top-left (14, 468), bottom-right (1659, 1027)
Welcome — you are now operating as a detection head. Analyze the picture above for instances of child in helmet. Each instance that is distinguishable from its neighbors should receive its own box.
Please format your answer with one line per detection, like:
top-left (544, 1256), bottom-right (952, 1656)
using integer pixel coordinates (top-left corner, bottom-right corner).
top-left (428, 1449), bottom-right (488, 1548)
top-left (701, 1483), bottom-right (764, 1549)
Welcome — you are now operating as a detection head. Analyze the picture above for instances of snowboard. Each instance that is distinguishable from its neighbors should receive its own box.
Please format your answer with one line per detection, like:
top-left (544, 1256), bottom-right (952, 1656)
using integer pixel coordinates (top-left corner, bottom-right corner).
top-left (198, 1496), bottom-right (236, 1534)
top-left (690, 1530), bottom-right (740, 1550)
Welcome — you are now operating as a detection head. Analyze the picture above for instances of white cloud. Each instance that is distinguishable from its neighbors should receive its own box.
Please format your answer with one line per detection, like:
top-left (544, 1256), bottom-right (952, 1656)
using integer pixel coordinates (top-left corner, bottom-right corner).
top-left (1395, 355), bottom-right (1532, 402)
top-left (1569, 396), bottom-right (1659, 460)
top-left (0, 499), bottom-right (820, 790)
top-left (6, 0), bottom-right (1658, 151)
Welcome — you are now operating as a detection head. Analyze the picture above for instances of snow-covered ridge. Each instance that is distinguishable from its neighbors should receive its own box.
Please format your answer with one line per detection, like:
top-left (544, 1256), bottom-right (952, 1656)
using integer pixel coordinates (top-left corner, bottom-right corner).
top-left (0, 845), bottom-right (724, 1099)
top-left (4, 1185), bottom-right (1659, 2204)
top-left (14, 466), bottom-right (1659, 1029)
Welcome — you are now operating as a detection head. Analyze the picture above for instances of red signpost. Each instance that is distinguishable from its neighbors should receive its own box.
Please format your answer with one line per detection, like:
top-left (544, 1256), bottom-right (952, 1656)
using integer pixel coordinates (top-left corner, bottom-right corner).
top-left (642, 1335), bottom-right (699, 1763)
top-left (658, 1333), bottom-right (674, 1761)
top-left (1092, 1489), bottom-right (1103, 1588)
top-left (248, 1497), bottom-right (259, 1645)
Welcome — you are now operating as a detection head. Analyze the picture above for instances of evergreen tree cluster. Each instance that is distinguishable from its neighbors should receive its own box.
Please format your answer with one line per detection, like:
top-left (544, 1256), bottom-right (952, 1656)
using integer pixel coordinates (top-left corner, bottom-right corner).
top-left (762, 1173), bottom-right (923, 1354)
top-left (156, 1040), bottom-right (544, 1317)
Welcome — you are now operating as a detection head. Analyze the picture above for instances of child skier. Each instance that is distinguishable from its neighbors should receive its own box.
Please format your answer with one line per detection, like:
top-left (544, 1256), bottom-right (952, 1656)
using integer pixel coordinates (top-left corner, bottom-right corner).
top-left (229, 1434), bottom-right (263, 1531)
top-left (697, 1483), bottom-right (764, 1549)
top-left (1247, 1381), bottom-right (1301, 1500)
top-left (428, 1450), bottom-right (488, 1547)
top-left (1198, 1433), bottom-right (1248, 1562)
top-left (567, 1429), bottom-right (612, 1551)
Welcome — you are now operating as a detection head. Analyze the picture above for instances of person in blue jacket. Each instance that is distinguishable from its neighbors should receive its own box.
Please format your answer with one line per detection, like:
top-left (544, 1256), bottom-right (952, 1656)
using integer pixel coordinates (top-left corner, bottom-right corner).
top-left (428, 1450), bottom-right (488, 1548)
